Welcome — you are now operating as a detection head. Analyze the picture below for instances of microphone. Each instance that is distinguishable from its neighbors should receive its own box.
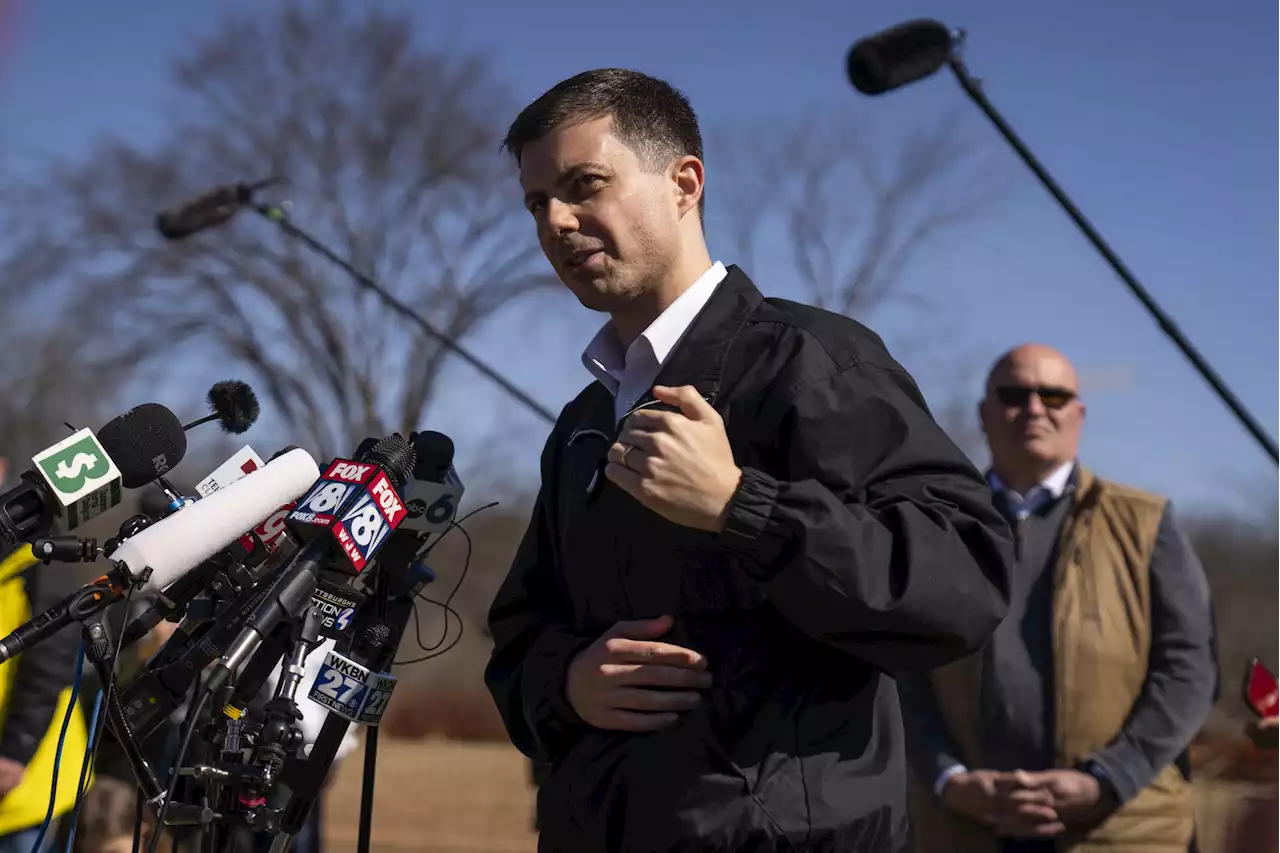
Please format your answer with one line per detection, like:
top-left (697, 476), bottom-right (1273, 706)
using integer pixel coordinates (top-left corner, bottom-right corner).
top-left (182, 380), bottom-right (261, 434)
top-left (109, 447), bottom-right (320, 595)
top-left (846, 18), bottom-right (955, 95)
top-left (98, 403), bottom-right (188, 488)
top-left (204, 435), bottom-right (416, 695)
top-left (156, 179), bottom-right (280, 241)
top-left (120, 444), bottom-right (289, 644)
top-left (24, 429), bottom-right (122, 537)
top-left (156, 184), bottom-right (252, 241)
top-left (0, 448), bottom-right (320, 664)
top-left (398, 431), bottom-right (465, 536)
top-left (0, 403), bottom-right (188, 546)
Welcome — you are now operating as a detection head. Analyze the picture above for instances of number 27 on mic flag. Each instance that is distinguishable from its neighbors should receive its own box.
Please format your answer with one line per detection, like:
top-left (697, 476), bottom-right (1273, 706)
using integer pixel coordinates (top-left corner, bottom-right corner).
top-left (287, 458), bottom-right (407, 572)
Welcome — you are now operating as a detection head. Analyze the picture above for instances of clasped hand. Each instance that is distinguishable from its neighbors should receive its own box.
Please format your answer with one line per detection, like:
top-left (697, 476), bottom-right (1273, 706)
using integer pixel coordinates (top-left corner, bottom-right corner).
top-left (943, 768), bottom-right (1112, 839)
top-left (566, 615), bottom-right (712, 732)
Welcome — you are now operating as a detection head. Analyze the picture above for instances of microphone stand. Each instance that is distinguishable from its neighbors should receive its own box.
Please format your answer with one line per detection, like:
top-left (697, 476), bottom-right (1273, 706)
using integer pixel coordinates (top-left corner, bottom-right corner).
top-left (943, 31), bottom-right (1278, 465)
top-left (271, 534), bottom-right (429, 853)
top-left (246, 200), bottom-right (559, 426)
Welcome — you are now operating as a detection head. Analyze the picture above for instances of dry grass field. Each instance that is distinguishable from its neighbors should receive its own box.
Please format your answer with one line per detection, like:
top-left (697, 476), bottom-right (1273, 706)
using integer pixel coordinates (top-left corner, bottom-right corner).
top-left (323, 738), bottom-right (538, 853)
top-left (322, 736), bottom-right (1277, 853)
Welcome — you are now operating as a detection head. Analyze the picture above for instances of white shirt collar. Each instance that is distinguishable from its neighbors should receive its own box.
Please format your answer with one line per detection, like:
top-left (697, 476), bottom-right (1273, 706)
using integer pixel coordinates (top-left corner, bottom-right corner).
top-left (581, 261), bottom-right (727, 395)
top-left (988, 459), bottom-right (1076, 507)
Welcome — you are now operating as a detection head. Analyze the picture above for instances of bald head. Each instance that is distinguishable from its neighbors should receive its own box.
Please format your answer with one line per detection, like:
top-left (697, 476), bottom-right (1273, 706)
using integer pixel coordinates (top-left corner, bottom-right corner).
top-left (979, 343), bottom-right (1086, 492)
top-left (985, 343), bottom-right (1080, 396)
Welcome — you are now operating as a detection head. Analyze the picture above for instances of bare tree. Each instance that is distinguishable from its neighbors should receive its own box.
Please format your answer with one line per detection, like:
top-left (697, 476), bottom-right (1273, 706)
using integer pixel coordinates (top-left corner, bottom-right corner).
top-left (714, 111), bottom-right (1000, 321)
top-left (0, 184), bottom-right (134, 468)
top-left (712, 111), bottom-right (1003, 458)
top-left (18, 0), bottom-right (557, 457)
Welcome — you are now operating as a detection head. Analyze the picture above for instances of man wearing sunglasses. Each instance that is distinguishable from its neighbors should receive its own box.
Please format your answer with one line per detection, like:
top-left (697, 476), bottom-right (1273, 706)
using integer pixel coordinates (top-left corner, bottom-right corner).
top-left (900, 343), bottom-right (1218, 853)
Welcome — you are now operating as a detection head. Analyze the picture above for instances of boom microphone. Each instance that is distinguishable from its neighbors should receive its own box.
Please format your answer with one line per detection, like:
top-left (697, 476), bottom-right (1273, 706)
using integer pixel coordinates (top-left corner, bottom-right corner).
top-left (844, 19), bottom-right (1280, 465)
top-left (156, 184), bottom-right (251, 241)
top-left (156, 179), bottom-right (281, 241)
top-left (846, 18), bottom-right (955, 95)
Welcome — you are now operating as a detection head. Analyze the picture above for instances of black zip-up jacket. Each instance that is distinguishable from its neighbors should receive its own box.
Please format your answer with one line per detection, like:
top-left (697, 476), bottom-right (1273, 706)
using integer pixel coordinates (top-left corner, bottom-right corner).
top-left (485, 267), bottom-right (1014, 852)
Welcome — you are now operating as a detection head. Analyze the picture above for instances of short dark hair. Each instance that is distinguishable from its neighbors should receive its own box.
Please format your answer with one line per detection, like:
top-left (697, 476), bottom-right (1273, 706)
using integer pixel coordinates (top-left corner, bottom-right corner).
top-left (501, 68), bottom-right (705, 218)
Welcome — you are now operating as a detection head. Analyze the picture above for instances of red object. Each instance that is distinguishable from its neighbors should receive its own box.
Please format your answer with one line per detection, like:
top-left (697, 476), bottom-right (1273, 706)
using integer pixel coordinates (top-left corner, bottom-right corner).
top-left (1243, 657), bottom-right (1278, 718)
top-left (240, 459), bottom-right (259, 475)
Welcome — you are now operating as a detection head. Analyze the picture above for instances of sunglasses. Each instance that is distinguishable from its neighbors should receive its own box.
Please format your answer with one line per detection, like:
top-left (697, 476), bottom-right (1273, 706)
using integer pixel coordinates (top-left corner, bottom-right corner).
top-left (993, 384), bottom-right (1077, 410)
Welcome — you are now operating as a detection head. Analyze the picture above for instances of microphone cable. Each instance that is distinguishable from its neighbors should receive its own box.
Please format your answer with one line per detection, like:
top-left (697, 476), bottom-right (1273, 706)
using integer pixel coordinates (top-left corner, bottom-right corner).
top-left (394, 501), bottom-right (497, 666)
top-left (146, 680), bottom-right (212, 853)
top-left (29, 636), bottom-right (87, 853)
top-left (60, 583), bottom-right (139, 852)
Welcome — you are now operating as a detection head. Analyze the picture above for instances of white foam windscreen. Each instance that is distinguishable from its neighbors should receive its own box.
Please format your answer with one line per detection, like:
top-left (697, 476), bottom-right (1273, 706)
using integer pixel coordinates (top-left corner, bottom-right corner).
top-left (112, 448), bottom-right (320, 593)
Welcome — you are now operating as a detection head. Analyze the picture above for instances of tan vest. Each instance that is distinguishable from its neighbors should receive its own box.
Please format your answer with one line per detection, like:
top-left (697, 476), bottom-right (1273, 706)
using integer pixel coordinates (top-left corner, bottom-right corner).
top-left (909, 466), bottom-right (1195, 853)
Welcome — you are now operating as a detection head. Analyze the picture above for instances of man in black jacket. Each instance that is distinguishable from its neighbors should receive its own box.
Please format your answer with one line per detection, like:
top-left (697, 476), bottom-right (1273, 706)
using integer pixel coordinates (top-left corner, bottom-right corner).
top-left (484, 68), bottom-right (1016, 853)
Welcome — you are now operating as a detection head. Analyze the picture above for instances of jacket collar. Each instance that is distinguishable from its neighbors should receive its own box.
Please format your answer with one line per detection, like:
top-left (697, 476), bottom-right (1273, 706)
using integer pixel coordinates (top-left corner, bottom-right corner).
top-left (637, 263), bottom-right (762, 410)
top-left (577, 264), bottom-right (763, 430)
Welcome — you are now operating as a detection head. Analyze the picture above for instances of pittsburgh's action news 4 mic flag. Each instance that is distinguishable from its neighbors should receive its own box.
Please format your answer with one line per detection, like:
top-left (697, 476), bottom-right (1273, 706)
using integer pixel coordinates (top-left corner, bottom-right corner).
top-left (31, 428), bottom-right (122, 530)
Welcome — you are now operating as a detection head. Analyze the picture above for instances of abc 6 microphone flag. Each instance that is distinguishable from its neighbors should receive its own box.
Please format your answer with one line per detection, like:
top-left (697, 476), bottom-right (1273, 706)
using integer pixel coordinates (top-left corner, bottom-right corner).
top-left (287, 458), bottom-right (407, 572)
top-left (32, 429), bottom-right (123, 530)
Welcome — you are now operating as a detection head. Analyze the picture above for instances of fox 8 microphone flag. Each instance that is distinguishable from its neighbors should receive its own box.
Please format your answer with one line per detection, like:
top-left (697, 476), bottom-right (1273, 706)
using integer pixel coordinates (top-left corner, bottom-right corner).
top-left (287, 458), bottom-right (408, 572)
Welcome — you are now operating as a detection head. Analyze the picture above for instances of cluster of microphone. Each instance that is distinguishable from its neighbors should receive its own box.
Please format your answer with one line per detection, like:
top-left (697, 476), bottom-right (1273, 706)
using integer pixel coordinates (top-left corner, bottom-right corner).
top-left (0, 380), bottom-right (465, 850)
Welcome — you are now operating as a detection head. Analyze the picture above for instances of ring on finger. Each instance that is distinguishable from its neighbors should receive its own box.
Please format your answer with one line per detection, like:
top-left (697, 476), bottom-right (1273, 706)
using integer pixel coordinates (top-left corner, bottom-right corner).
top-left (619, 444), bottom-right (635, 469)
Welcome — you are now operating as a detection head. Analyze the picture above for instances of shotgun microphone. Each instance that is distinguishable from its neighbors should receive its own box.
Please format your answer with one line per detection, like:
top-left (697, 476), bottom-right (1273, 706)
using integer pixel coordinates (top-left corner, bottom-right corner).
top-left (155, 178), bottom-right (282, 241)
top-left (846, 19), bottom-right (955, 95)
top-left (844, 18), bottom-right (1280, 465)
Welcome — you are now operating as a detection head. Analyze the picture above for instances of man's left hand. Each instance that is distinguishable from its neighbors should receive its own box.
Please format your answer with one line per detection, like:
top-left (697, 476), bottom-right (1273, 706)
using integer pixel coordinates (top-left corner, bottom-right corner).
top-left (606, 385), bottom-right (742, 532)
top-left (1010, 769), bottom-right (1116, 825)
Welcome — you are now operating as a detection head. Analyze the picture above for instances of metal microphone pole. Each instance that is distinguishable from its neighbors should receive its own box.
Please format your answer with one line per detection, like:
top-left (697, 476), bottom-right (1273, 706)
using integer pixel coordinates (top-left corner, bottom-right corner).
top-left (940, 32), bottom-right (1277, 465)
top-left (249, 202), bottom-right (559, 427)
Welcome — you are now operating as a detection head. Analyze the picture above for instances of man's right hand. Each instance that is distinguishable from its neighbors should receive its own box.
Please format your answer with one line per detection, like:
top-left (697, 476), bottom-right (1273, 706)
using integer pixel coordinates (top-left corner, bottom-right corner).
top-left (942, 769), bottom-right (1065, 839)
top-left (566, 614), bottom-right (712, 732)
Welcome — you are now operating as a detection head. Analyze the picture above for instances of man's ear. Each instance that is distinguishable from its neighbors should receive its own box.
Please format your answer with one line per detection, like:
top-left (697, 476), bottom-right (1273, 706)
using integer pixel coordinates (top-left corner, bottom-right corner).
top-left (671, 155), bottom-right (704, 217)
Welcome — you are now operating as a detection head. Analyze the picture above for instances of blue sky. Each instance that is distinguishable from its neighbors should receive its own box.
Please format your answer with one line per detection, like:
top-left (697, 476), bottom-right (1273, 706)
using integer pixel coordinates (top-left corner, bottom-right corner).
top-left (0, 0), bottom-right (1275, 514)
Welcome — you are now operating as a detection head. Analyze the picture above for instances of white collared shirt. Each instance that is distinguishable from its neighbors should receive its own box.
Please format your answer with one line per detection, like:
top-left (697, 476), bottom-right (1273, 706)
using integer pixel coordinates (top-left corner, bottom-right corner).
top-left (581, 261), bottom-right (728, 421)
top-left (987, 460), bottom-right (1075, 520)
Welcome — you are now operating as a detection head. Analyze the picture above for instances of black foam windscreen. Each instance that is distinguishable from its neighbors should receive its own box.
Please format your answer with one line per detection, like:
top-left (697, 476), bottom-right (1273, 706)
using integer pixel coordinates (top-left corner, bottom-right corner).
top-left (847, 19), bottom-right (954, 96)
top-left (99, 403), bottom-right (188, 489)
top-left (411, 431), bottom-right (455, 481)
top-left (206, 380), bottom-right (260, 434)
